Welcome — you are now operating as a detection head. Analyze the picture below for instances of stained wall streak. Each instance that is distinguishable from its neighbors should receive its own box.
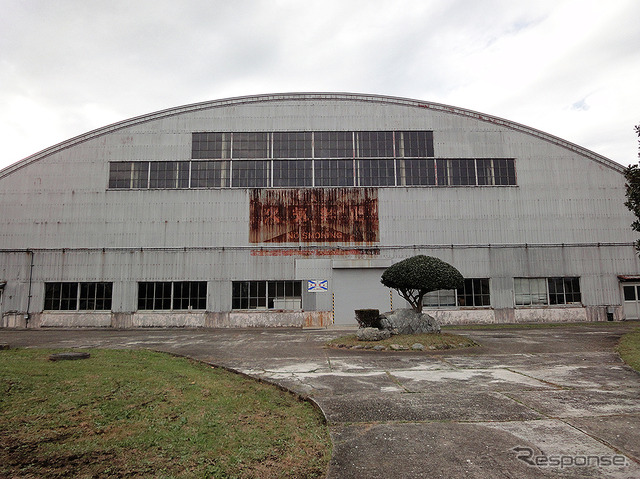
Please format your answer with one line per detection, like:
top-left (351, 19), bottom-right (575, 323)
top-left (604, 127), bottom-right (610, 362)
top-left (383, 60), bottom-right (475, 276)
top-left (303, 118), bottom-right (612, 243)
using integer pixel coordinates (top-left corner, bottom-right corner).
top-left (249, 188), bottom-right (379, 244)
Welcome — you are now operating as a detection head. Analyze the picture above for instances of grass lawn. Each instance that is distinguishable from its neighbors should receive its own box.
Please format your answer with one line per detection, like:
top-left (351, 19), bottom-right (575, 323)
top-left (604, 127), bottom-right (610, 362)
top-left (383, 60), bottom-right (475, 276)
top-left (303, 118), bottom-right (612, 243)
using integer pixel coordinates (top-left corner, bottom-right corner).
top-left (0, 348), bottom-right (330, 478)
top-left (327, 332), bottom-right (477, 351)
top-left (618, 328), bottom-right (640, 373)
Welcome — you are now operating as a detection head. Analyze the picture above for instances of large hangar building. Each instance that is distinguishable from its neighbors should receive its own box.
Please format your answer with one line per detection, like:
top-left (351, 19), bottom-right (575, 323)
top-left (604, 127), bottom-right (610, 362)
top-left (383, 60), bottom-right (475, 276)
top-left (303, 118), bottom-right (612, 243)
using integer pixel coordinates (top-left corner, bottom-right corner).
top-left (1, 92), bottom-right (638, 329)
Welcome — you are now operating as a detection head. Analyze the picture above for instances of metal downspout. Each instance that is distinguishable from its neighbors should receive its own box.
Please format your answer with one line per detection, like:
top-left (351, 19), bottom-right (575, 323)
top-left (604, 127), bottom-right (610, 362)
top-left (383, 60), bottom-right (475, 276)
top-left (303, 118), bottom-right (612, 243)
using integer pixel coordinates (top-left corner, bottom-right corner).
top-left (25, 249), bottom-right (34, 327)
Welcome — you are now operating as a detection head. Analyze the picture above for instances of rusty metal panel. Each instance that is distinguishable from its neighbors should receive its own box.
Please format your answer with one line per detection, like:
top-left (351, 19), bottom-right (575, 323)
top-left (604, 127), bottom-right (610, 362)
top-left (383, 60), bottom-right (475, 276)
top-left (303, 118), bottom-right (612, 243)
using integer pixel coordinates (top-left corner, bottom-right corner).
top-left (249, 188), bottom-right (379, 244)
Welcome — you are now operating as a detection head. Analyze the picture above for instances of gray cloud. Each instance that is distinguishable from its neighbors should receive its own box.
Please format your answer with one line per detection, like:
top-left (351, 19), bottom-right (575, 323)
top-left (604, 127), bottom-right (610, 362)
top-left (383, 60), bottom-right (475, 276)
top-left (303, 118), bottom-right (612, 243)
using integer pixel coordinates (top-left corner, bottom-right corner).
top-left (1, 0), bottom-right (638, 167)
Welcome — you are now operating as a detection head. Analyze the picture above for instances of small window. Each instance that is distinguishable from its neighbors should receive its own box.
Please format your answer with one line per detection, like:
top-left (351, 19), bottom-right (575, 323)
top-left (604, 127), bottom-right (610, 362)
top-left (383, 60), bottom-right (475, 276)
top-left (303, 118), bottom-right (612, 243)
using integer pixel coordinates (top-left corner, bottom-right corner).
top-left (397, 159), bottom-right (436, 186)
top-left (423, 289), bottom-right (457, 308)
top-left (314, 132), bottom-right (353, 158)
top-left (493, 158), bottom-right (516, 185)
top-left (232, 132), bottom-right (270, 159)
top-left (514, 278), bottom-right (548, 306)
top-left (396, 131), bottom-right (434, 158)
top-left (232, 160), bottom-right (270, 187)
top-left (173, 281), bottom-right (207, 310)
top-left (357, 159), bottom-right (395, 186)
top-left (149, 161), bottom-right (189, 189)
top-left (109, 161), bottom-right (149, 189)
top-left (624, 285), bottom-right (636, 301)
top-left (448, 159), bottom-right (476, 186)
top-left (192, 132), bottom-right (231, 159)
top-left (273, 132), bottom-right (312, 158)
top-left (191, 160), bottom-right (230, 188)
top-left (357, 131), bottom-right (394, 158)
top-left (457, 278), bottom-right (491, 307)
top-left (273, 160), bottom-right (313, 187)
top-left (79, 282), bottom-right (113, 310)
top-left (548, 277), bottom-right (581, 305)
top-left (314, 159), bottom-right (354, 187)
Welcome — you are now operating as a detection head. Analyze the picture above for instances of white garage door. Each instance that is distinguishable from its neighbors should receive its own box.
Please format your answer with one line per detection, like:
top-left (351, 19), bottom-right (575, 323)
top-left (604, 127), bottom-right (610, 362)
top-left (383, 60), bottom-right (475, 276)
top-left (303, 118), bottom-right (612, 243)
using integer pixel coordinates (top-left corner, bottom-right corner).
top-left (333, 268), bottom-right (394, 325)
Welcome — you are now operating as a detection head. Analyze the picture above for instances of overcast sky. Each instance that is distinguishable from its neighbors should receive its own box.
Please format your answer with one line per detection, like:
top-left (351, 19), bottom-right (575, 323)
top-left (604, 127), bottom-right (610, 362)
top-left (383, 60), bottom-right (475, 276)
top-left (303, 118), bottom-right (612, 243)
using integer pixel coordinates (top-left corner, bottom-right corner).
top-left (1, 0), bottom-right (639, 170)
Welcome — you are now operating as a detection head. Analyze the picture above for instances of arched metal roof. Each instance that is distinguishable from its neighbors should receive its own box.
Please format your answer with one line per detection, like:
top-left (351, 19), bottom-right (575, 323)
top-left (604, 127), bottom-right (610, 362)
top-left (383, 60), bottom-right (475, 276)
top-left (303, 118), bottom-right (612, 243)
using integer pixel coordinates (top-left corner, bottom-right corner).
top-left (0, 92), bottom-right (623, 178)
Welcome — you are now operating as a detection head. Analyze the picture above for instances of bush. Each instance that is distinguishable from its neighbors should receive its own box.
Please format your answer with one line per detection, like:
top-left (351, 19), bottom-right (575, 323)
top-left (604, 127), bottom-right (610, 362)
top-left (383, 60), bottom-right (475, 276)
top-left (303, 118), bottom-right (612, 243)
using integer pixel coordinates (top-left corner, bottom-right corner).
top-left (381, 255), bottom-right (464, 313)
top-left (355, 309), bottom-right (382, 329)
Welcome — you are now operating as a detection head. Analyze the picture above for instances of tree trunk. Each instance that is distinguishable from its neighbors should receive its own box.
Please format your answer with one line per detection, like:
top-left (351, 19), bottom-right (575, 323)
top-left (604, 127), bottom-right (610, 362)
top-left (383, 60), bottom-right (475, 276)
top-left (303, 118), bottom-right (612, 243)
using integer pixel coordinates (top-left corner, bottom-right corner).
top-left (415, 292), bottom-right (424, 313)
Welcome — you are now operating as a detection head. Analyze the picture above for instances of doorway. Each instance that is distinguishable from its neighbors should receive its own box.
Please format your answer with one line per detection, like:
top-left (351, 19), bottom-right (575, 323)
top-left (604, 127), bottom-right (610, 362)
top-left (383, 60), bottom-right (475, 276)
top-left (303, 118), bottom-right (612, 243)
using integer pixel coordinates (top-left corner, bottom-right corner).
top-left (622, 283), bottom-right (640, 320)
top-left (333, 268), bottom-right (394, 325)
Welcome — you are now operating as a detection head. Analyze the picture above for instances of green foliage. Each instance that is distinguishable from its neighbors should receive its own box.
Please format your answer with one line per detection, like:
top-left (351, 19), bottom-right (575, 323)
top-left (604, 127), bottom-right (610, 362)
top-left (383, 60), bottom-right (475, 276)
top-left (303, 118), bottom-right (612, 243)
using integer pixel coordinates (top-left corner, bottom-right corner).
top-left (624, 124), bottom-right (640, 252)
top-left (381, 255), bottom-right (464, 313)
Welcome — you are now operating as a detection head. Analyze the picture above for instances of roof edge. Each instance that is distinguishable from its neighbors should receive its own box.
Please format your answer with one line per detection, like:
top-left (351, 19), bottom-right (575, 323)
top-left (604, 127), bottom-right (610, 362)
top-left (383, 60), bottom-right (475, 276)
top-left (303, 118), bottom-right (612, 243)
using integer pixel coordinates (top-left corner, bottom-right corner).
top-left (0, 92), bottom-right (624, 178)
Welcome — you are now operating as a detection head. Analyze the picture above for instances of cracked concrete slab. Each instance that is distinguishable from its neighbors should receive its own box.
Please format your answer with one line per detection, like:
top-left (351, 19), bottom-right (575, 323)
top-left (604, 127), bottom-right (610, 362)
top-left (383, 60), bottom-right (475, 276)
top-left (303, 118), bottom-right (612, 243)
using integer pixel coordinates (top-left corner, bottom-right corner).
top-left (478, 419), bottom-right (640, 478)
top-left (508, 363), bottom-right (640, 390)
top-left (443, 351), bottom-right (616, 369)
top-left (329, 421), bottom-right (574, 479)
top-left (506, 389), bottom-right (640, 418)
top-left (387, 367), bottom-right (554, 392)
top-left (316, 390), bottom-right (543, 423)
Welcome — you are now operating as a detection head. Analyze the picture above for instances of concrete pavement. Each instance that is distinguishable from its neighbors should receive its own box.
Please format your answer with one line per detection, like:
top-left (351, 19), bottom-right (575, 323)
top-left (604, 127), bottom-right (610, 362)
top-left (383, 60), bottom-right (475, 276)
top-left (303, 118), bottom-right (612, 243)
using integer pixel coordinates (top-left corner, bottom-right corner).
top-left (1, 323), bottom-right (640, 478)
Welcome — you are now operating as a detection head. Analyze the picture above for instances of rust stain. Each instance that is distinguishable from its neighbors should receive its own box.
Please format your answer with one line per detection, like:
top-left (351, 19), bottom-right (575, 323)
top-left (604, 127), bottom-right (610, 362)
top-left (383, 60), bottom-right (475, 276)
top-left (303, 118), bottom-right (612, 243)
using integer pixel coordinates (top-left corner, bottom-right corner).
top-left (304, 311), bottom-right (333, 328)
top-left (250, 188), bottom-right (379, 244)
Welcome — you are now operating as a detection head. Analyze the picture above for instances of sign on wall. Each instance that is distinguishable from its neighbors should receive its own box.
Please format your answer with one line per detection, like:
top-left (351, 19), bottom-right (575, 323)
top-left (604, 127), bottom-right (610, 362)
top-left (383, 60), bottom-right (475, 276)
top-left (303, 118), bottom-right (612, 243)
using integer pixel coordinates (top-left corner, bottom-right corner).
top-left (308, 280), bottom-right (328, 293)
top-left (249, 188), bottom-right (379, 244)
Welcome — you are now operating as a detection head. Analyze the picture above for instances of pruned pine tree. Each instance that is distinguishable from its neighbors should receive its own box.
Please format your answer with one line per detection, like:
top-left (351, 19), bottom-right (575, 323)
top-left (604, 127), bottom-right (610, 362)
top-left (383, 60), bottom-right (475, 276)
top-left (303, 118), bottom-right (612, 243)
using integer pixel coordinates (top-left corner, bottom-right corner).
top-left (381, 255), bottom-right (464, 313)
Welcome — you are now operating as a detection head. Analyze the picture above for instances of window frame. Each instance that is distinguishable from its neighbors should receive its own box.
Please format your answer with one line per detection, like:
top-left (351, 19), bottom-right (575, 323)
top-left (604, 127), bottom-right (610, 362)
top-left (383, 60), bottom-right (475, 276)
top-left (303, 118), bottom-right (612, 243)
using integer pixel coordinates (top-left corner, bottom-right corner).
top-left (422, 278), bottom-right (491, 309)
top-left (109, 131), bottom-right (517, 189)
top-left (232, 280), bottom-right (303, 310)
top-left (137, 281), bottom-right (207, 311)
top-left (514, 277), bottom-right (582, 307)
top-left (44, 282), bottom-right (113, 311)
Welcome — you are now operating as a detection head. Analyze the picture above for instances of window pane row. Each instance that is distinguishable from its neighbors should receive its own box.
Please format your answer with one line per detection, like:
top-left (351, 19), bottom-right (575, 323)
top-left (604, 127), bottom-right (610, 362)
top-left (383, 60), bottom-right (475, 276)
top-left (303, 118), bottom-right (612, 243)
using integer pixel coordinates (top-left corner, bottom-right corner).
top-left (514, 277), bottom-right (581, 306)
top-left (138, 281), bottom-right (207, 310)
top-left (44, 282), bottom-right (113, 311)
top-left (110, 158), bottom-right (516, 189)
top-left (421, 277), bottom-right (581, 309)
top-left (192, 131), bottom-right (434, 159)
top-left (232, 280), bottom-right (302, 310)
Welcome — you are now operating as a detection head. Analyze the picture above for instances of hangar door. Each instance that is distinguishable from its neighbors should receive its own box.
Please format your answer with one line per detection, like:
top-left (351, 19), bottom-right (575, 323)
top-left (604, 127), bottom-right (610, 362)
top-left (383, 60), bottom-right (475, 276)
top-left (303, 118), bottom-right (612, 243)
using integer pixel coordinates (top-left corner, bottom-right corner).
top-left (333, 268), bottom-right (394, 325)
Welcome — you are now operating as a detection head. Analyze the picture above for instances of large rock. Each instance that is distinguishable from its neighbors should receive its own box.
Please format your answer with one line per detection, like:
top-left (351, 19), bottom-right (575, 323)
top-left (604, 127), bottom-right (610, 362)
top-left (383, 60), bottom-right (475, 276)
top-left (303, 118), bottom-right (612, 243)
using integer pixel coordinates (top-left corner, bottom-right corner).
top-left (357, 327), bottom-right (391, 341)
top-left (379, 309), bottom-right (441, 334)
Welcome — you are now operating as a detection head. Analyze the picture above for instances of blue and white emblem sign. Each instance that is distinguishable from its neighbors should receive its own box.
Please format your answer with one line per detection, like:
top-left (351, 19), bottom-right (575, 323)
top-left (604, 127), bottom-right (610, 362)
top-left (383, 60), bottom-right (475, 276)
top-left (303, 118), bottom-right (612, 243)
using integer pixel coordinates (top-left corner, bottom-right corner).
top-left (307, 280), bottom-right (328, 293)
